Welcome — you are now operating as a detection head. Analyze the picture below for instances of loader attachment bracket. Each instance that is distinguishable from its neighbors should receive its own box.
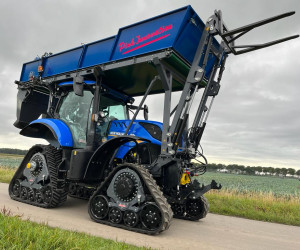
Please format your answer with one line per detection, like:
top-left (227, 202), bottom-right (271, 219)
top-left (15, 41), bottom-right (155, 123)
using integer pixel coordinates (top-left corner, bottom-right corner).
top-left (210, 10), bottom-right (299, 55)
top-left (188, 179), bottom-right (222, 199)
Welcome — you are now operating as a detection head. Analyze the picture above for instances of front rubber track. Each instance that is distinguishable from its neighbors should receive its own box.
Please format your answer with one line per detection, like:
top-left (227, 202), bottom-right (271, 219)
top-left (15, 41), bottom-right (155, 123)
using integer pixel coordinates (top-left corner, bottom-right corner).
top-left (88, 163), bottom-right (173, 235)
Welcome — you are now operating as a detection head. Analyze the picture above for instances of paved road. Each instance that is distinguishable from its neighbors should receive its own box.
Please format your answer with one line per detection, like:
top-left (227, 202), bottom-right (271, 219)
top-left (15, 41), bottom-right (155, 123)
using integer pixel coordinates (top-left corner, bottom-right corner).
top-left (1, 183), bottom-right (299, 250)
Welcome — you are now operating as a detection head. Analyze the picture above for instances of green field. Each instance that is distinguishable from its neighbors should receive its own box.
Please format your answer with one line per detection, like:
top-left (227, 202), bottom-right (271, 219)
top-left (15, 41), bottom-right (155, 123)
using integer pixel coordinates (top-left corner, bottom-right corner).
top-left (198, 172), bottom-right (300, 198)
top-left (0, 153), bottom-right (23, 169)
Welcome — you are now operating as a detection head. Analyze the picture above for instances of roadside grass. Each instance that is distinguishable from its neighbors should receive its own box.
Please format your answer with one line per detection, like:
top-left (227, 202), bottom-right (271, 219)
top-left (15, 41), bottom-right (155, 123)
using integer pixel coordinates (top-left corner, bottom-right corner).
top-left (1, 166), bottom-right (299, 227)
top-left (0, 208), bottom-right (148, 250)
top-left (0, 167), bottom-right (15, 183)
top-left (206, 190), bottom-right (300, 226)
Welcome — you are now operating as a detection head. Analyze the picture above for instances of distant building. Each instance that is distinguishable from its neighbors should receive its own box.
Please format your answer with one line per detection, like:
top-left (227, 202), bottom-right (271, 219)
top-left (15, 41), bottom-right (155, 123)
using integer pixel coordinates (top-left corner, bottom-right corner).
top-left (255, 171), bottom-right (266, 176)
top-left (218, 169), bottom-right (229, 173)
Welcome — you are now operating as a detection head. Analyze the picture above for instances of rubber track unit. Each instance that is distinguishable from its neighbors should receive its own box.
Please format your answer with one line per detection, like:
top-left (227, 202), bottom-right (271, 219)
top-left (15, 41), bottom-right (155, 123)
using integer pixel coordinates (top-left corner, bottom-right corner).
top-left (173, 195), bottom-right (209, 221)
top-left (9, 145), bottom-right (68, 208)
top-left (88, 163), bottom-right (173, 235)
top-left (196, 196), bottom-right (209, 220)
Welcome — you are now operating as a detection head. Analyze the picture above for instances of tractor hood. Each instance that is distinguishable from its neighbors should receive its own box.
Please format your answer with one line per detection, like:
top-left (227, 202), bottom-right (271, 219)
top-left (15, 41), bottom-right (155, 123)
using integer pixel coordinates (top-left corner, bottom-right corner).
top-left (108, 120), bottom-right (163, 145)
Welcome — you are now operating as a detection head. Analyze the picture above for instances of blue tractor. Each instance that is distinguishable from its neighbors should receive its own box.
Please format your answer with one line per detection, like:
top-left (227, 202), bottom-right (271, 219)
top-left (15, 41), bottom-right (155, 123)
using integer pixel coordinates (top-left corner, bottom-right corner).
top-left (9, 6), bottom-right (298, 234)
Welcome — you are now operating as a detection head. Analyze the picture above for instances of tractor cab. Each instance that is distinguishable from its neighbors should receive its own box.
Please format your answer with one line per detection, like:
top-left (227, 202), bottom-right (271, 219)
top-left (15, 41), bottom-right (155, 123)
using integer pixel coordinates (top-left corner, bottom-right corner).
top-left (55, 81), bottom-right (131, 149)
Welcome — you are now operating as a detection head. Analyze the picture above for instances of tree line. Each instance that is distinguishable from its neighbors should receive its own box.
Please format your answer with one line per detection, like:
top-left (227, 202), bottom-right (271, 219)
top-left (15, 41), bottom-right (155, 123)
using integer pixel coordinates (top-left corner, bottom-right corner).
top-left (0, 148), bottom-right (28, 155)
top-left (1, 147), bottom-right (299, 176)
top-left (196, 163), bottom-right (300, 176)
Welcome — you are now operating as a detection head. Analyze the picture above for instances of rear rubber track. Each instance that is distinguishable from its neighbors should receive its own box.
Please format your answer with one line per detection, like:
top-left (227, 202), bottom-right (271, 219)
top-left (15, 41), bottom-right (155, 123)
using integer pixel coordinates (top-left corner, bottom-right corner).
top-left (9, 145), bottom-right (68, 208)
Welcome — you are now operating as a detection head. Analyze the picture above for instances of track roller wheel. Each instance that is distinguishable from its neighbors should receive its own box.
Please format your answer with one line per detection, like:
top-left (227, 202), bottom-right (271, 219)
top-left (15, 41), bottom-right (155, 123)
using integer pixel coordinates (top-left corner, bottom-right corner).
top-left (186, 196), bottom-right (209, 220)
top-left (28, 188), bottom-right (35, 202)
top-left (35, 190), bottom-right (43, 203)
top-left (123, 211), bottom-right (139, 227)
top-left (20, 186), bottom-right (28, 200)
top-left (89, 195), bottom-right (109, 220)
top-left (109, 207), bottom-right (123, 224)
top-left (171, 203), bottom-right (185, 217)
top-left (43, 186), bottom-right (53, 205)
top-left (11, 179), bottom-right (21, 197)
top-left (140, 203), bottom-right (162, 231)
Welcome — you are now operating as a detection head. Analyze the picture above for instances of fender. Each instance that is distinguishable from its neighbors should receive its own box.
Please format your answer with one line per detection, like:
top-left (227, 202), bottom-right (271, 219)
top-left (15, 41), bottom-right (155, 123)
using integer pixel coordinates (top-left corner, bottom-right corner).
top-left (84, 135), bottom-right (150, 181)
top-left (20, 118), bottom-right (73, 148)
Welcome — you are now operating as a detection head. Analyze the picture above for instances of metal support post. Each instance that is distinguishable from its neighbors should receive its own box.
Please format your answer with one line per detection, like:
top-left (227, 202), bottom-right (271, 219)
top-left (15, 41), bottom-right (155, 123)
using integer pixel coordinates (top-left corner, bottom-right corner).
top-left (154, 58), bottom-right (173, 155)
top-left (124, 76), bottom-right (158, 135)
top-left (192, 64), bottom-right (218, 129)
top-left (86, 67), bottom-right (103, 149)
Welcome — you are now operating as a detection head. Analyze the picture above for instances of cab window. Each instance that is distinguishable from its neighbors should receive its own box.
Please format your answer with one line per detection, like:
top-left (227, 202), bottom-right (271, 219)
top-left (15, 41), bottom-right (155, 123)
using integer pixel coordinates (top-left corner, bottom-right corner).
top-left (58, 91), bottom-right (93, 148)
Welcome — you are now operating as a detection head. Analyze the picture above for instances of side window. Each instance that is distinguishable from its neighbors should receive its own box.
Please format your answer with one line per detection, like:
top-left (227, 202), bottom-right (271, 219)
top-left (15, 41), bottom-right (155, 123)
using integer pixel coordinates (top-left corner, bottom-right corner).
top-left (59, 91), bottom-right (93, 148)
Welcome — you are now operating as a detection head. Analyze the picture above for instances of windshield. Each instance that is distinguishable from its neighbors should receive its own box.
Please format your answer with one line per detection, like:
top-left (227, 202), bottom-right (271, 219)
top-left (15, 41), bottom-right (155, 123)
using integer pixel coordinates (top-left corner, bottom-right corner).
top-left (100, 95), bottom-right (127, 120)
top-left (58, 91), bottom-right (93, 148)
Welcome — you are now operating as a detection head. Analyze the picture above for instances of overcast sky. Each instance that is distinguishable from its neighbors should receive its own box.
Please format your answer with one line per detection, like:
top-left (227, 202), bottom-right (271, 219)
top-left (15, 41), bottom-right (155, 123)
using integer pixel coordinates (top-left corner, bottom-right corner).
top-left (0, 0), bottom-right (299, 169)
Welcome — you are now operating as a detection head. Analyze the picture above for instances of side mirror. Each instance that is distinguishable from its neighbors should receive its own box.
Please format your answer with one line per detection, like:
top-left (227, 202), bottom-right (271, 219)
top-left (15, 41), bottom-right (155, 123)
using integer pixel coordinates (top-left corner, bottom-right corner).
top-left (73, 76), bottom-right (84, 96)
top-left (143, 104), bottom-right (149, 120)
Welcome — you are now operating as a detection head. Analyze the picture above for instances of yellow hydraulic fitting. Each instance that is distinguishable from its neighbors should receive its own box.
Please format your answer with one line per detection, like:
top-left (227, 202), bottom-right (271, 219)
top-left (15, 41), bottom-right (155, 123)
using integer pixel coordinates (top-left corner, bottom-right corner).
top-left (180, 172), bottom-right (191, 185)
